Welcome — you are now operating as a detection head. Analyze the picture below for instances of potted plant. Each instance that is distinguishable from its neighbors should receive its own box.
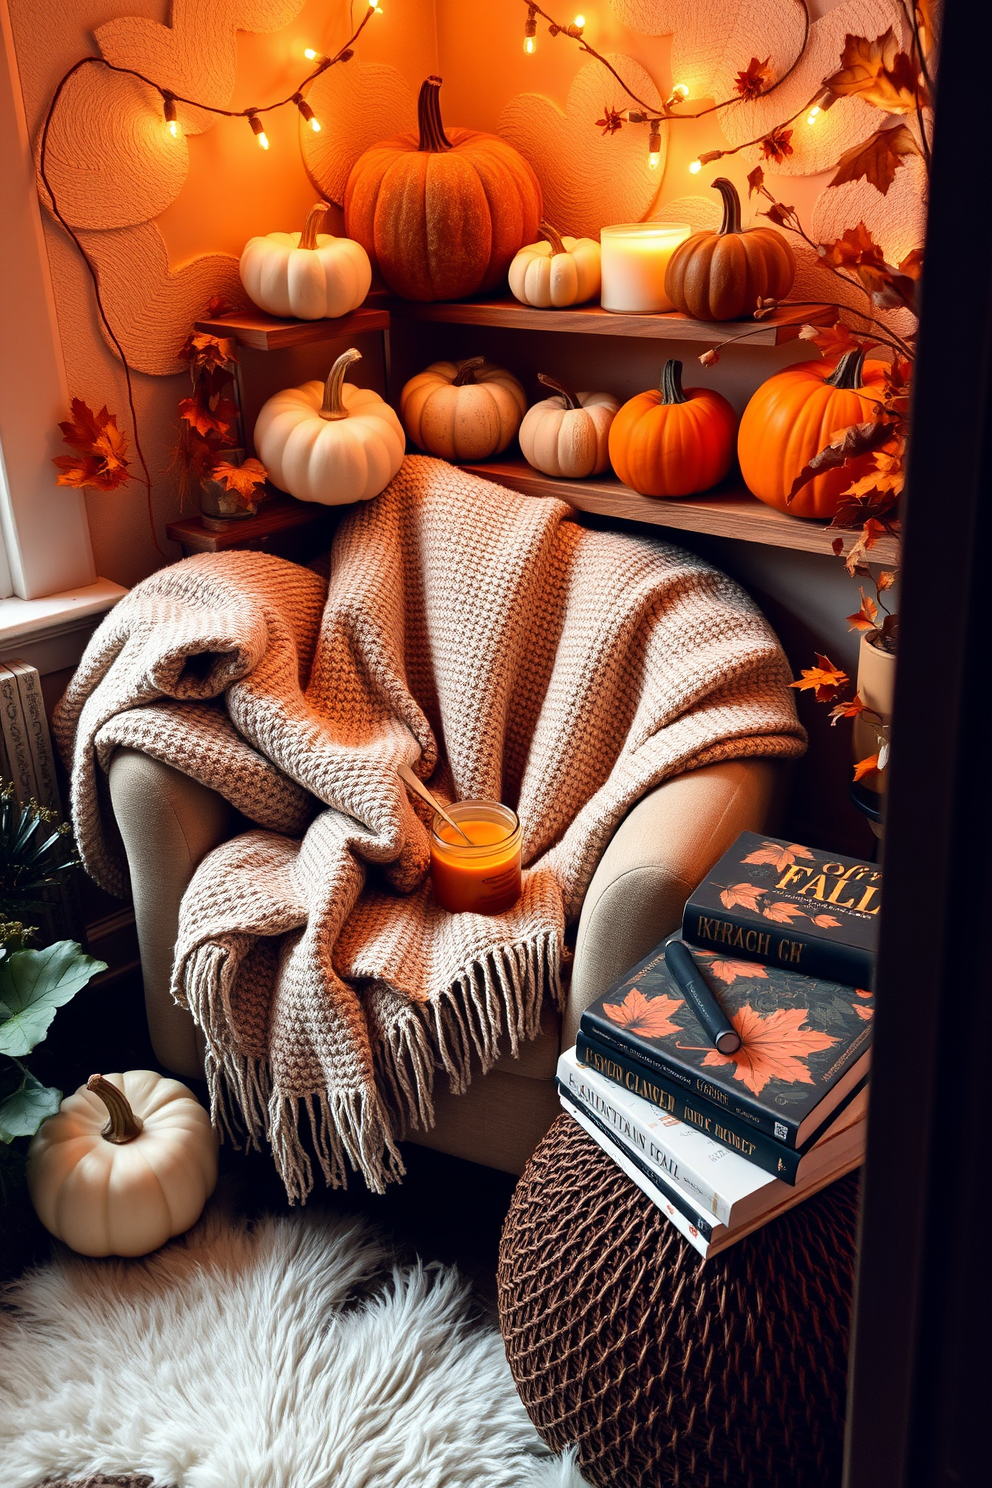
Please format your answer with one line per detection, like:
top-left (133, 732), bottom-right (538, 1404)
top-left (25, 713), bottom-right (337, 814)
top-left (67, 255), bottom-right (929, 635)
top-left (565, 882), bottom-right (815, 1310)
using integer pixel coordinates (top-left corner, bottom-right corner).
top-left (175, 329), bottom-right (269, 525)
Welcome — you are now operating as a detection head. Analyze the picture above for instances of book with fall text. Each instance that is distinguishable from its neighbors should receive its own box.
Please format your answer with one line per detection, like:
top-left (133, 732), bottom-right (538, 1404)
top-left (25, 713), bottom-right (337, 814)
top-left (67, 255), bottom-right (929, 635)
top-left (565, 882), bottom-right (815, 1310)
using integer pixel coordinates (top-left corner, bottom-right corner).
top-left (579, 932), bottom-right (873, 1153)
top-left (681, 831), bottom-right (880, 988)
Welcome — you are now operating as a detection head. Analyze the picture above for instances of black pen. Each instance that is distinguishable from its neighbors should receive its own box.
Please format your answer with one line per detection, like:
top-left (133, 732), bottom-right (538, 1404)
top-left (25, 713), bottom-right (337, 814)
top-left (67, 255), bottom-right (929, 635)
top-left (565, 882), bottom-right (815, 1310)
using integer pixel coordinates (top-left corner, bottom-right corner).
top-left (664, 939), bottom-right (741, 1056)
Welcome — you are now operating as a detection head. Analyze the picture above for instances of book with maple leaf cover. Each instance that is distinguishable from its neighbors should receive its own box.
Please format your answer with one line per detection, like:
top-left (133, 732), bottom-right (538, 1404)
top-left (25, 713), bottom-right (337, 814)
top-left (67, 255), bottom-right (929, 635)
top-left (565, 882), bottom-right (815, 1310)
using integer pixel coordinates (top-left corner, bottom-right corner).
top-left (681, 831), bottom-right (880, 988)
top-left (578, 931), bottom-right (873, 1156)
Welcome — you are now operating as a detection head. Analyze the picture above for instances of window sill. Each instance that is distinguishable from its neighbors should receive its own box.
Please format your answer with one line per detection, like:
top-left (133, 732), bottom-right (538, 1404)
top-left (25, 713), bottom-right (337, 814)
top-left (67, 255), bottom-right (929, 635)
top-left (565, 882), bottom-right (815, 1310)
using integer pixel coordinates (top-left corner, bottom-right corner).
top-left (0, 578), bottom-right (126, 671)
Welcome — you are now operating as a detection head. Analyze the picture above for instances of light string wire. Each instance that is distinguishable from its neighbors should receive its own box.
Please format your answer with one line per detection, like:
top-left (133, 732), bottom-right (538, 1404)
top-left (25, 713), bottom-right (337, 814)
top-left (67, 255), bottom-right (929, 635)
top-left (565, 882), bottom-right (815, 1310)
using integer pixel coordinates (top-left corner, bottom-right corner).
top-left (37, 2), bottom-right (378, 547)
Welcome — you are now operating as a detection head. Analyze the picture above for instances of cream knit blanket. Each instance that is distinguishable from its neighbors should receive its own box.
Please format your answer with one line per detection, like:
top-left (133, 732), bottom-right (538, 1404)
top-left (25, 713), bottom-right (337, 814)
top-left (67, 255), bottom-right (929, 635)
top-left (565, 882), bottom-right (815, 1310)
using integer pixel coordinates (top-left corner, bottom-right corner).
top-left (56, 457), bottom-right (805, 1198)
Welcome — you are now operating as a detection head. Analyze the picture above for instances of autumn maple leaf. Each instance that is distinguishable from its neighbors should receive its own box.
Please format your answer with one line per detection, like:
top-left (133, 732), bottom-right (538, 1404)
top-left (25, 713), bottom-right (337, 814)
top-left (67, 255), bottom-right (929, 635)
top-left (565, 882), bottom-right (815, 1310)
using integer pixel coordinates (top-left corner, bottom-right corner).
top-left (798, 322), bottom-right (867, 360)
top-left (735, 56), bottom-right (773, 101)
top-left (853, 753), bottom-right (881, 782)
top-left (791, 654), bottom-right (850, 703)
top-left (705, 959), bottom-right (769, 986)
top-left (830, 697), bottom-right (865, 725)
top-left (179, 394), bottom-right (239, 441)
top-left (847, 587), bottom-right (880, 633)
top-left (762, 901), bottom-right (807, 924)
top-left (603, 987), bottom-right (683, 1040)
top-left (596, 107), bottom-right (624, 136)
top-left (820, 223), bottom-right (886, 270)
top-left (54, 397), bottom-right (132, 491)
top-left (212, 458), bottom-right (268, 505)
top-left (761, 126), bottom-right (794, 164)
top-left (719, 881), bottom-right (767, 911)
top-left (829, 122), bottom-right (920, 196)
top-left (746, 165), bottom-right (765, 197)
top-left (743, 841), bottom-right (814, 872)
top-left (700, 1004), bottom-right (839, 1097)
top-left (811, 913), bottom-right (842, 928)
top-left (824, 29), bottom-right (921, 115)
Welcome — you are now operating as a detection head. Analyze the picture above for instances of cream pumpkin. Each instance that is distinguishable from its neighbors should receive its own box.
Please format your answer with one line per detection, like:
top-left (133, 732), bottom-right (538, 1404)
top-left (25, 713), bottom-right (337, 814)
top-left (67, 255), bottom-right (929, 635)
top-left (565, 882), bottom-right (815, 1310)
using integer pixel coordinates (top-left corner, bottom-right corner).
top-left (508, 223), bottom-right (601, 309)
top-left (239, 201), bottom-right (372, 321)
top-left (519, 374), bottom-right (619, 478)
top-left (400, 357), bottom-right (526, 462)
top-left (27, 1071), bottom-right (218, 1257)
top-left (254, 348), bottom-right (405, 505)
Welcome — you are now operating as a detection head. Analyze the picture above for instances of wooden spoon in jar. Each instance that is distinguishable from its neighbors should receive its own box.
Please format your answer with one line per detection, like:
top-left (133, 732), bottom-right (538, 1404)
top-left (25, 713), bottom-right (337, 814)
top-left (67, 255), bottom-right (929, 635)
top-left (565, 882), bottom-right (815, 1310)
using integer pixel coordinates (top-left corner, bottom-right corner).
top-left (397, 762), bottom-right (473, 845)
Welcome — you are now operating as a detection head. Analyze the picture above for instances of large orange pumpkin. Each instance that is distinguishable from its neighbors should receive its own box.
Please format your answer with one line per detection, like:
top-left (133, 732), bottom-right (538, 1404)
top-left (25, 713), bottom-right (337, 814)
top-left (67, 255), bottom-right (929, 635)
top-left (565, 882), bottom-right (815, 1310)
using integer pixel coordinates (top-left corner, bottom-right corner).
top-left (664, 178), bottom-right (795, 322)
top-left (738, 349), bottom-right (889, 519)
top-left (609, 360), bottom-right (738, 498)
top-left (344, 76), bottom-right (542, 302)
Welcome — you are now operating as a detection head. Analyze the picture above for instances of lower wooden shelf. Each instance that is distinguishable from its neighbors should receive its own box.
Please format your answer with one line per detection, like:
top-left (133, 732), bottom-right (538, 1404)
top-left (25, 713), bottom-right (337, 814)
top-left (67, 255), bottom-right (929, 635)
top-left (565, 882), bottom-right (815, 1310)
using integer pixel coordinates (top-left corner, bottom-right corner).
top-left (457, 459), bottom-right (898, 565)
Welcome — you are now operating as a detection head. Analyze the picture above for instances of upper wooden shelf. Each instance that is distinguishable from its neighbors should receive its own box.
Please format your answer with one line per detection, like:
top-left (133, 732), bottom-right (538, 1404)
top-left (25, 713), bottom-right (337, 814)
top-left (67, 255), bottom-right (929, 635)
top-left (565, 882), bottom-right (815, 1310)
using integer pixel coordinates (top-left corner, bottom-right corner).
top-left (194, 305), bottom-right (391, 351)
top-left (457, 459), bottom-right (900, 564)
top-left (388, 296), bottom-right (813, 345)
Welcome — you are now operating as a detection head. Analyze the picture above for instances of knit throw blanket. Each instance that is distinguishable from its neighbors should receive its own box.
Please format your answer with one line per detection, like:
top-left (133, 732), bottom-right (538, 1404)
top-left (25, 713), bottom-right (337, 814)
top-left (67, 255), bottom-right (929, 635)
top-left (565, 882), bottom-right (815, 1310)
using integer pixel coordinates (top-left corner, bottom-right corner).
top-left (56, 457), bottom-right (805, 1199)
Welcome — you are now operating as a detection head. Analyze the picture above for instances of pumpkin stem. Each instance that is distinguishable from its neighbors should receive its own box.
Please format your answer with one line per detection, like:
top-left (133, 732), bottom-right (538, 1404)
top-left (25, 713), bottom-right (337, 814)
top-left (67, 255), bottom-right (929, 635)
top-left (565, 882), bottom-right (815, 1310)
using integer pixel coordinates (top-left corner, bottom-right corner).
top-left (87, 1074), bottom-right (144, 1145)
top-left (538, 372), bottom-right (581, 410)
top-left (538, 222), bottom-right (567, 256)
top-left (320, 348), bottom-right (362, 420)
top-left (825, 347), bottom-right (867, 390)
top-left (659, 359), bottom-right (689, 405)
top-left (452, 356), bottom-right (486, 387)
top-left (417, 76), bottom-right (452, 153)
top-left (299, 201), bottom-right (332, 251)
top-left (712, 177), bottom-right (743, 236)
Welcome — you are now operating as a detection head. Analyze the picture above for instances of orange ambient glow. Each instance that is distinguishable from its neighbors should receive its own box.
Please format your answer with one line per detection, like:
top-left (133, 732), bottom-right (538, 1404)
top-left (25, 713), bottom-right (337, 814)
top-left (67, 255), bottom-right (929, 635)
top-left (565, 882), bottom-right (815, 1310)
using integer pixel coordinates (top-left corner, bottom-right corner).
top-left (430, 802), bottom-right (522, 916)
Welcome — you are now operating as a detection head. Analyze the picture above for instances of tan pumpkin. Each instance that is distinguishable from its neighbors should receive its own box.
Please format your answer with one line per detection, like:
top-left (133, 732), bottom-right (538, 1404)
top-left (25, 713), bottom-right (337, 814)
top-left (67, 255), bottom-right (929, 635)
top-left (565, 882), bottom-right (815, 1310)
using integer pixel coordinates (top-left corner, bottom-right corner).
top-left (608, 359), bottom-right (737, 497)
top-left (738, 348), bottom-right (890, 519)
top-left (508, 223), bottom-right (601, 309)
top-left (400, 357), bottom-right (526, 461)
top-left (519, 374), bottom-right (619, 478)
top-left (27, 1071), bottom-right (217, 1257)
top-left (344, 76), bottom-right (541, 302)
top-left (665, 177), bottom-right (796, 322)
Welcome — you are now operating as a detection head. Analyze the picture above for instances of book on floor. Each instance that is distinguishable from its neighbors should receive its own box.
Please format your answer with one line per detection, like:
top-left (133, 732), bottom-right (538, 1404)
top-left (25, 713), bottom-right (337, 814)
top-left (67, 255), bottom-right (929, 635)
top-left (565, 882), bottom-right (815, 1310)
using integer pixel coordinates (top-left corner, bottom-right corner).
top-left (557, 1046), bottom-right (866, 1232)
top-left (577, 931), bottom-right (872, 1180)
top-left (681, 831), bottom-right (880, 988)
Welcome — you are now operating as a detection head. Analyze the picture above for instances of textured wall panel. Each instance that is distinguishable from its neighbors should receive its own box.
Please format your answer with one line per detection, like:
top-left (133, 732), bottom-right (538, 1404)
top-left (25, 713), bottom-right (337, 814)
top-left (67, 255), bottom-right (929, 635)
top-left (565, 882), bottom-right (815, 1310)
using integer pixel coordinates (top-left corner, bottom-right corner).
top-left (301, 61), bottom-right (417, 207)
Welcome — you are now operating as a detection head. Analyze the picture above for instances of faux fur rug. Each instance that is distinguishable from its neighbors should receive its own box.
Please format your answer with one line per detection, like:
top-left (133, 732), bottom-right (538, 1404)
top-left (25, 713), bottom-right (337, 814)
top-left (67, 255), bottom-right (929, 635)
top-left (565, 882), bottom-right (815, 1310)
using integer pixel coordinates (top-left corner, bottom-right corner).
top-left (0, 1208), bottom-right (587, 1488)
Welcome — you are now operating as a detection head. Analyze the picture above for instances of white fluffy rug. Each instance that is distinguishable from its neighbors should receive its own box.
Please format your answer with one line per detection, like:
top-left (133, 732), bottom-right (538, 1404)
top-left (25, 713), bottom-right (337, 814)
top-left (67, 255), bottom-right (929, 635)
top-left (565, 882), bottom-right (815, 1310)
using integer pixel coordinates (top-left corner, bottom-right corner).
top-left (0, 1207), bottom-right (587, 1488)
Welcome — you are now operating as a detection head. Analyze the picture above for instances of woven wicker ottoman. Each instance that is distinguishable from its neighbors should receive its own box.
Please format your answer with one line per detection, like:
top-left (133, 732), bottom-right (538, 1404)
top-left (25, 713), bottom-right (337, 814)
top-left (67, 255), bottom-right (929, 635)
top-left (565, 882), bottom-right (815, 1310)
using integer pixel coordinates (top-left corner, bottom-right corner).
top-left (498, 1114), bottom-right (859, 1488)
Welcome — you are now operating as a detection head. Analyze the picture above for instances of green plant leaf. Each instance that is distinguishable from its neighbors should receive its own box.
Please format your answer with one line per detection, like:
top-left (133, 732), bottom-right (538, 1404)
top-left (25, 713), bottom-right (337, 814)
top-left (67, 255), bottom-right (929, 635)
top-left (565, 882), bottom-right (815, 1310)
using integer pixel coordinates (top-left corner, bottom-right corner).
top-left (0, 1063), bottom-right (61, 1142)
top-left (0, 941), bottom-right (107, 1057)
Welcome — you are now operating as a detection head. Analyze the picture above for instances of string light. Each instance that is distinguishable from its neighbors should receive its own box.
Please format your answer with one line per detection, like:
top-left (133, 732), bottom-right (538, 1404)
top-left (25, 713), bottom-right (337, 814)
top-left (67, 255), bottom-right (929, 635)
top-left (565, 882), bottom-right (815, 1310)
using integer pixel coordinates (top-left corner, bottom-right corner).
top-left (671, 83), bottom-right (689, 100)
top-left (524, 4), bottom-right (537, 52)
top-left (293, 93), bottom-right (321, 132)
top-left (648, 120), bottom-right (662, 170)
top-left (162, 92), bottom-right (179, 138)
top-left (573, 13), bottom-right (586, 26)
top-left (304, 46), bottom-right (323, 61)
top-left (806, 104), bottom-right (820, 125)
top-left (689, 159), bottom-right (702, 174)
top-left (247, 110), bottom-right (269, 149)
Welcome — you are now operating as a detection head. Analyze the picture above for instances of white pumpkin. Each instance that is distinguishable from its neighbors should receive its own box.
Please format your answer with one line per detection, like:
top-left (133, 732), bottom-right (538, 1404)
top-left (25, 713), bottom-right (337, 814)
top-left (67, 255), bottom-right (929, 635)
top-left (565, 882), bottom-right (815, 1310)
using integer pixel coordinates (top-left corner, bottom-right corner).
top-left (519, 375), bottom-right (619, 479)
top-left (400, 357), bottom-right (526, 462)
top-left (508, 223), bottom-right (601, 309)
top-left (27, 1071), bottom-right (218, 1257)
top-left (254, 347), bottom-right (405, 505)
top-left (240, 201), bottom-right (372, 321)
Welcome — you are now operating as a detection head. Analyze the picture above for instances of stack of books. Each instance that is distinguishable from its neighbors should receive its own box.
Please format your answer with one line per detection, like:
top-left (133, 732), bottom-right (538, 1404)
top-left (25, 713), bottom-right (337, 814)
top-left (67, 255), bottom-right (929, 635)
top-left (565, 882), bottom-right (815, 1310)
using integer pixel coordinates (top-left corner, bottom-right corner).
top-left (558, 833), bottom-right (879, 1258)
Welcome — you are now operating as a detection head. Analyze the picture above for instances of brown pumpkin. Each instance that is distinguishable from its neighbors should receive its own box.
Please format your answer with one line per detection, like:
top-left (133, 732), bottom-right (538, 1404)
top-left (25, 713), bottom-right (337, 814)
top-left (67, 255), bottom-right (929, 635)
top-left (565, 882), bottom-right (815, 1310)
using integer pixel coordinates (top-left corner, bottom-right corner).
top-left (344, 76), bottom-right (542, 302)
top-left (664, 177), bottom-right (796, 322)
top-left (608, 360), bottom-right (738, 498)
top-left (738, 348), bottom-right (890, 519)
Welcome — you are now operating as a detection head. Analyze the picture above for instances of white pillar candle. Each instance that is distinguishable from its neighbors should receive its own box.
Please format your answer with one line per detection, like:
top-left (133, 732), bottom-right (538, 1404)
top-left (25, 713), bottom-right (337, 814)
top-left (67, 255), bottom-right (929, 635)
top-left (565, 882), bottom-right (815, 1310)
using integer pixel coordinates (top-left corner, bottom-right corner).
top-left (600, 223), bottom-right (692, 314)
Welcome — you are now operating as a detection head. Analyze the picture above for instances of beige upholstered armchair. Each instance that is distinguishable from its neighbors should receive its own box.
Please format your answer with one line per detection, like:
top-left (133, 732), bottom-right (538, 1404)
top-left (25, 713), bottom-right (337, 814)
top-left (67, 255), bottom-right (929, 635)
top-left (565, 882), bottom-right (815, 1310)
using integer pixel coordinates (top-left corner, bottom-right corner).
top-left (108, 750), bottom-right (779, 1177)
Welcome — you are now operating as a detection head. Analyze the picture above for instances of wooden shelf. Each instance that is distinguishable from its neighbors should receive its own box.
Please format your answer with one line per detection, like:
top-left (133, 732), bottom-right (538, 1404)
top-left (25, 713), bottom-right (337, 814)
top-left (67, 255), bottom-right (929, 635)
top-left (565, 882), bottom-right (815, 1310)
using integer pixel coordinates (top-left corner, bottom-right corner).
top-left (388, 297), bottom-right (815, 345)
top-left (193, 305), bottom-right (391, 351)
top-left (166, 496), bottom-right (334, 558)
top-left (458, 459), bottom-right (900, 564)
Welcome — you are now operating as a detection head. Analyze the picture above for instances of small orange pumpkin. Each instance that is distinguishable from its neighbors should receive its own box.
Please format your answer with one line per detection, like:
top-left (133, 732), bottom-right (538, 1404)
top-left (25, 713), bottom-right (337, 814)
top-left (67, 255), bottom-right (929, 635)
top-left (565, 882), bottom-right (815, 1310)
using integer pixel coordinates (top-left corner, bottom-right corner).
top-left (738, 348), bottom-right (889, 519)
top-left (609, 360), bottom-right (737, 498)
top-left (344, 76), bottom-right (542, 302)
top-left (664, 178), bottom-right (795, 322)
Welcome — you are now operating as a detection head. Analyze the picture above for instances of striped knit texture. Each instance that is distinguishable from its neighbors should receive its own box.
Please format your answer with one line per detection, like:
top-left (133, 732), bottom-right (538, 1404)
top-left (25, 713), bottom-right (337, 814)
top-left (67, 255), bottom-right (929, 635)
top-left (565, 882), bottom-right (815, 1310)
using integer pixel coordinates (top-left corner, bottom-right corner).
top-left (55, 457), bottom-right (805, 1199)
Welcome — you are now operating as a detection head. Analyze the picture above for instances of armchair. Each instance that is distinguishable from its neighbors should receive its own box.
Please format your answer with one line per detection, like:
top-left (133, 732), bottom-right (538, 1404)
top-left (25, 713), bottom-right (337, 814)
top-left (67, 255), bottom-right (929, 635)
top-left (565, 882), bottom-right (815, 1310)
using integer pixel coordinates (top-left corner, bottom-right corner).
top-left (108, 749), bottom-right (779, 1177)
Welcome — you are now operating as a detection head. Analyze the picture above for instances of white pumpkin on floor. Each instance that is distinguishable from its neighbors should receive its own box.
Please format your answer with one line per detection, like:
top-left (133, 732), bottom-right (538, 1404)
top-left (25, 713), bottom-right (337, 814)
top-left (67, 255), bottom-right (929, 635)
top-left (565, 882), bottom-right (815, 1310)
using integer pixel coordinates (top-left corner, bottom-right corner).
top-left (508, 224), bottom-right (601, 309)
top-left (254, 347), bottom-right (405, 505)
top-left (519, 375), bottom-right (619, 479)
top-left (27, 1070), bottom-right (218, 1257)
top-left (239, 201), bottom-right (372, 321)
top-left (400, 357), bottom-right (526, 462)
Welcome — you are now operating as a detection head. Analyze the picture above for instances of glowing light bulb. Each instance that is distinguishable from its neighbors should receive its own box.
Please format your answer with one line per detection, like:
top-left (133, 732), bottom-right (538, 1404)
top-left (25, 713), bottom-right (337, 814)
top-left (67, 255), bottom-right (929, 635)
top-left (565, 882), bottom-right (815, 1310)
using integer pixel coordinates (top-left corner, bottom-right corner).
top-left (248, 112), bottom-right (269, 149)
top-left (689, 158), bottom-right (702, 174)
top-left (163, 94), bottom-right (180, 139)
top-left (649, 150), bottom-right (661, 170)
top-left (524, 5), bottom-right (537, 52)
top-left (524, 34), bottom-right (536, 53)
top-left (672, 83), bottom-right (689, 100)
top-left (574, 13), bottom-right (586, 25)
top-left (304, 46), bottom-right (319, 60)
top-left (648, 123), bottom-right (662, 170)
top-left (807, 105), bottom-right (821, 125)
top-left (295, 95), bottom-right (321, 133)
top-left (310, 116), bottom-right (321, 132)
